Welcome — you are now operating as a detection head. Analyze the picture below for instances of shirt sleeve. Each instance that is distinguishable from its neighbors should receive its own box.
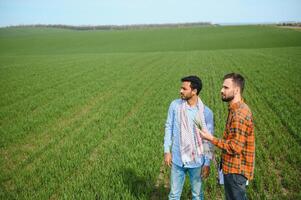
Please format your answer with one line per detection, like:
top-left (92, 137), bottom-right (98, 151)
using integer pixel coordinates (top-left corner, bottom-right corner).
top-left (164, 102), bottom-right (175, 153)
top-left (204, 108), bottom-right (214, 166)
top-left (211, 114), bottom-right (247, 155)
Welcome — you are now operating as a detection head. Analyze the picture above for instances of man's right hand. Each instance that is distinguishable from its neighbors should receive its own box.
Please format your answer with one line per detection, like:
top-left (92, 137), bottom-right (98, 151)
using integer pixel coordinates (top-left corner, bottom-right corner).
top-left (164, 153), bottom-right (172, 167)
top-left (199, 129), bottom-right (214, 141)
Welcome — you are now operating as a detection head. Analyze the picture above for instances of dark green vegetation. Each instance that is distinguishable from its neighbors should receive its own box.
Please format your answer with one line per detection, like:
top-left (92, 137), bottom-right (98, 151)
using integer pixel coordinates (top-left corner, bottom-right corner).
top-left (0, 26), bottom-right (300, 199)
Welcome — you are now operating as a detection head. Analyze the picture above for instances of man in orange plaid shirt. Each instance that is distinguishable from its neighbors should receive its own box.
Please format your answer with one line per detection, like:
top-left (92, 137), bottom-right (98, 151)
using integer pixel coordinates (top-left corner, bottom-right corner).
top-left (199, 73), bottom-right (255, 200)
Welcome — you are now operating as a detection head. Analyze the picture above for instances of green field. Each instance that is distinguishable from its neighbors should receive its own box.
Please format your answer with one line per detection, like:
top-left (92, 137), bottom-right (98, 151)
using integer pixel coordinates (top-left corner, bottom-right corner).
top-left (0, 25), bottom-right (300, 199)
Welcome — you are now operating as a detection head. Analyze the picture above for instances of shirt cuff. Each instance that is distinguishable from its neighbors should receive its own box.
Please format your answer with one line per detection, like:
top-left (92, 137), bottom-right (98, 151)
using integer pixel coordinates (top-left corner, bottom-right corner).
top-left (211, 137), bottom-right (219, 145)
top-left (164, 146), bottom-right (171, 153)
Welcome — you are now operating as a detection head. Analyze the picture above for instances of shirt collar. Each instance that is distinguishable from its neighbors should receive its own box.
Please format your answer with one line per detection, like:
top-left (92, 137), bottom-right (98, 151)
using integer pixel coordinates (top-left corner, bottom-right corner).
top-left (228, 99), bottom-right (244, 111)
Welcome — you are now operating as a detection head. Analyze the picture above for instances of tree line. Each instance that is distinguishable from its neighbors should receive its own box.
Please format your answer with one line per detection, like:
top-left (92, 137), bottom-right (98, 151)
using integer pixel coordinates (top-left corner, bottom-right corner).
top-left (7, 22), bottom-right (215, 30)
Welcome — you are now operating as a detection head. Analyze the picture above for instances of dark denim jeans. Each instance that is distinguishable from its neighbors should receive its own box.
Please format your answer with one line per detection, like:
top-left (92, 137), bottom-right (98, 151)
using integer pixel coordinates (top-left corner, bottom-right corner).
top-left (224, 173), bottom-right (248, 200)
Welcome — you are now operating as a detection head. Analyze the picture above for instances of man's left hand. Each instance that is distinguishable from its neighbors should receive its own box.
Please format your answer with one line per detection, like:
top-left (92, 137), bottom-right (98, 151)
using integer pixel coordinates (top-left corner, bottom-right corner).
top-left (201, 166), bottom-right (210, 179)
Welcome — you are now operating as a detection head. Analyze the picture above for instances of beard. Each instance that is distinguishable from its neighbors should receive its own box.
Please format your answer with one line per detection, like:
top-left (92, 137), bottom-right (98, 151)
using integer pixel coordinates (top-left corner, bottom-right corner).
top-left (221, 93), bottom-right (234, 102)
top-left (180, 93), bottom-right (192, 100)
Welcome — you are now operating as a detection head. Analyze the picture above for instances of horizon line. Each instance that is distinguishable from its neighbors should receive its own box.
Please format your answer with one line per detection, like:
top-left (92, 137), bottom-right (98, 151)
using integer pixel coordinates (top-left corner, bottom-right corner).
top-left (1, 20), bottom-right (301, 28)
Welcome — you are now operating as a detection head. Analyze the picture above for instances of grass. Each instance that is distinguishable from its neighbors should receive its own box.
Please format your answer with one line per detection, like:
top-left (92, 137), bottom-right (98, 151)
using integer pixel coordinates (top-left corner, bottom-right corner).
top-left (0, 25), bottom-right (301, 199)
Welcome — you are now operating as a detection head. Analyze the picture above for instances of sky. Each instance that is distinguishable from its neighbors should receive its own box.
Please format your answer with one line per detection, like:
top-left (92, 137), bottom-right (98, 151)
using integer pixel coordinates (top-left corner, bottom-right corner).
top-left (0, 0), bottom-right (301, 27)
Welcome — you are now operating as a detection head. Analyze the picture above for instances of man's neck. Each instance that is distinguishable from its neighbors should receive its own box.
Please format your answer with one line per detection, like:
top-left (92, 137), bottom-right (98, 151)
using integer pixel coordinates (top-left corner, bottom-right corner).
top-left (229, 94), bottom-right (242, 106)
top-left (187, 96), bottom-right (198, 107)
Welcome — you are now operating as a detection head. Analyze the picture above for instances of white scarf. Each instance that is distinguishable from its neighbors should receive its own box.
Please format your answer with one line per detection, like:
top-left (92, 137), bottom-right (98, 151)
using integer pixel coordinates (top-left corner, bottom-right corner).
top-left (179, 97), bottom-right (213, 164)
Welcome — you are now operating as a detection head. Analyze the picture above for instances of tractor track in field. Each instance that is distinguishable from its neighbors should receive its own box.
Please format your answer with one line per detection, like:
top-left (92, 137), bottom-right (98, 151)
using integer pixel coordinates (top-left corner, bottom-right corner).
top-left (150, 159), bottom-right (170, 200)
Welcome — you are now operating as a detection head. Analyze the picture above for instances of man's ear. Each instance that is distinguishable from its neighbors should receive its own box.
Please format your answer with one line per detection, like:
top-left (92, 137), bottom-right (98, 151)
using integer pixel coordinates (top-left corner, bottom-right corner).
top-left (192, 88), bottom-right (198, 95)
top-left (234, 86), bottom-right (240, 95)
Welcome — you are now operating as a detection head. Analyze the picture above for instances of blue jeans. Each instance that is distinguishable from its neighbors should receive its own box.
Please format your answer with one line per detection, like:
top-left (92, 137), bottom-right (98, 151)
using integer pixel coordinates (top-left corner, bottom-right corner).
top-left (224, 174), bottom-right (248, 200)
top-left (169, 164), bottom-right (204, 200)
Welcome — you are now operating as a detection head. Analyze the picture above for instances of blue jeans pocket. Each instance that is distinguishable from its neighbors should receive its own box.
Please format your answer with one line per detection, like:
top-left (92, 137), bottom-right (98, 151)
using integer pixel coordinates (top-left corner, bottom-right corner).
top-left (234, 174), bottom-right (247, 188)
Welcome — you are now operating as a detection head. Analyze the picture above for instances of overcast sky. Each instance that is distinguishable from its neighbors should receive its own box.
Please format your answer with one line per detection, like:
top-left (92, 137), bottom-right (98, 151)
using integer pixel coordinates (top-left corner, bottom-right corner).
top-left (0, 0), bottom-right (300, 27)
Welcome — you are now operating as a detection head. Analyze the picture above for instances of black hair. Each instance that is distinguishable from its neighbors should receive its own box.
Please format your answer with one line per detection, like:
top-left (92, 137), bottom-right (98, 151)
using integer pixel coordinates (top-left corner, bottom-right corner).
top-left (223, 73), bottom-right (245, 93)
top-left (181, 75), bottom-right (202, 95)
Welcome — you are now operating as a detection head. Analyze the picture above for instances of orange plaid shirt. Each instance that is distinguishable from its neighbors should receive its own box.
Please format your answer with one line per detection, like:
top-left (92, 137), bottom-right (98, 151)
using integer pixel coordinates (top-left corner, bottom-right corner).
top-left (212, 100), bottom-right (255, 180)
